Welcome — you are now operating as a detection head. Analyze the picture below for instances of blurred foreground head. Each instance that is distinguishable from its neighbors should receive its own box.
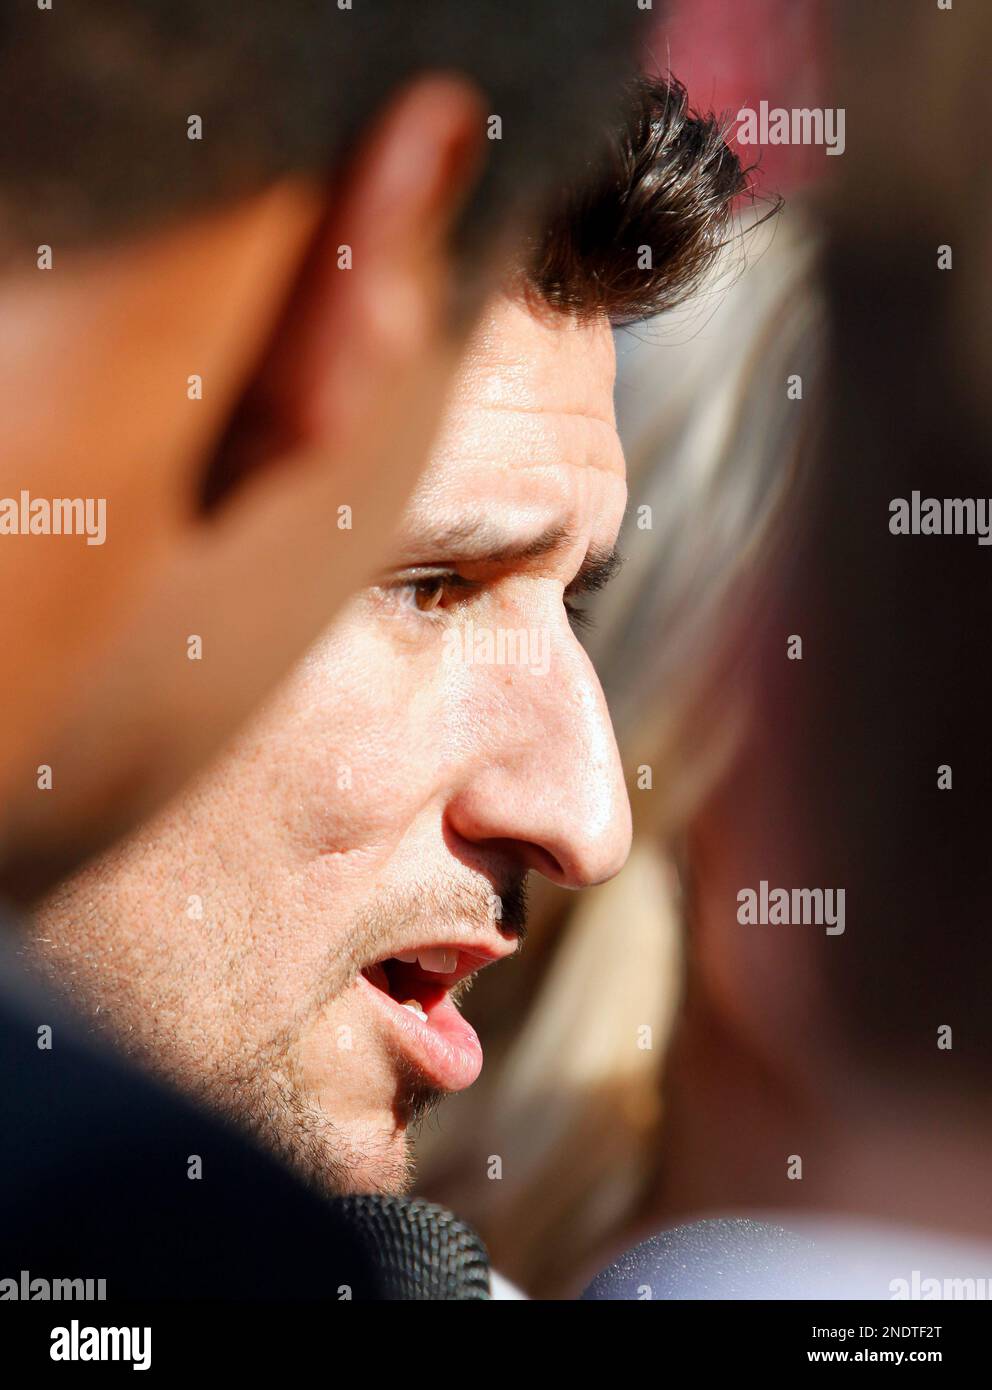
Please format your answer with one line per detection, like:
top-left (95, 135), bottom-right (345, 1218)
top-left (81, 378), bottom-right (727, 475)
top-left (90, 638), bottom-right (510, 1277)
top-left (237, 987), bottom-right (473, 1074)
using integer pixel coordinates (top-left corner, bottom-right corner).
top-left (0, 0), bottom-right (647, 890)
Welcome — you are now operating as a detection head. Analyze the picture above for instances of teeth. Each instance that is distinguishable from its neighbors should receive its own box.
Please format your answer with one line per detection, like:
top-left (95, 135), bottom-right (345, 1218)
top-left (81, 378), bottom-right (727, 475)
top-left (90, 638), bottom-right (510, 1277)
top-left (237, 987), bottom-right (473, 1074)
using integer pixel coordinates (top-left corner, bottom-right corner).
top-left (401, 999), bottom-right (428, 1023)
top-left (394, 951), bottom-right (418, 963)
top-left (417, 948), bottom-right (458, 974)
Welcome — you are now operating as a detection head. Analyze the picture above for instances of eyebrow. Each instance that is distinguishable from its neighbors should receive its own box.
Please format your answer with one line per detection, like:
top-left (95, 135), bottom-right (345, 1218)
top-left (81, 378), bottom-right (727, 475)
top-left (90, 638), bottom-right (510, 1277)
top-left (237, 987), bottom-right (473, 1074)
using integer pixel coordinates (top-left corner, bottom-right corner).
top-left (398, 516), bottom-right (622, 594)
top-left (566, 545), bottom-right (623, 597)
top-left (407, 517), bottom-right (578, 566)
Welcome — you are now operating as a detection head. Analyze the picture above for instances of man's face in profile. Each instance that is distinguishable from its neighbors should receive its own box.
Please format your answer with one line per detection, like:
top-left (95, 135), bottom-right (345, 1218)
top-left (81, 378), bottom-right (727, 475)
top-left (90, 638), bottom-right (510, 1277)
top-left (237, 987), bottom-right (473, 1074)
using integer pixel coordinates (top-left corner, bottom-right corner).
top-left (34, 294), bottom-right (631, 1193)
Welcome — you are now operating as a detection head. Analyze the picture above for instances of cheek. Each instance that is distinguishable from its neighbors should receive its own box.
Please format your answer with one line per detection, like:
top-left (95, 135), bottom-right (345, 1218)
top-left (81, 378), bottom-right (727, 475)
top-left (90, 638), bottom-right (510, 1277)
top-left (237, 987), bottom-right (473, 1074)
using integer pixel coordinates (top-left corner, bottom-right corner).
top-left (270, 630), bottom-right (449, 859)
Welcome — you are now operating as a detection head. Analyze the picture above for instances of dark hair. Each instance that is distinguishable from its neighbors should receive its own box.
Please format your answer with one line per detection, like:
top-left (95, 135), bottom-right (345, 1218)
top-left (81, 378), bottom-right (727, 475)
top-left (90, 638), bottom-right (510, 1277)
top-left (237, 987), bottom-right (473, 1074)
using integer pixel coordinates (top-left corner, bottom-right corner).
top-left (0, 1), bottom-right (642, 264)
top-left (528, 76), bottom-right (749, 326)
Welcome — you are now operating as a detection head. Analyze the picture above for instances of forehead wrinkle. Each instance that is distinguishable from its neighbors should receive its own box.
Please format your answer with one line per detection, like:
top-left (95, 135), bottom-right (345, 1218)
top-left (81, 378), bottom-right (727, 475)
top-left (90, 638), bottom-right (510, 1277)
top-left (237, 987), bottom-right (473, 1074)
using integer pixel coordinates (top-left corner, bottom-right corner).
top-left (433, 408), bottom-right (625, 483)
top-left (461, 397), bottom-right (617, 431)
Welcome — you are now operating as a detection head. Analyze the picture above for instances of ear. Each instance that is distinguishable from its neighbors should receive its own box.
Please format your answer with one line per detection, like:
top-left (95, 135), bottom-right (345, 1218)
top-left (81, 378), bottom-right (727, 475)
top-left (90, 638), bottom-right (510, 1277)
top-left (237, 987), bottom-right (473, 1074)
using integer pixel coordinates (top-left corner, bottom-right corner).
top-left (200, 74), bottom-right (488, 512)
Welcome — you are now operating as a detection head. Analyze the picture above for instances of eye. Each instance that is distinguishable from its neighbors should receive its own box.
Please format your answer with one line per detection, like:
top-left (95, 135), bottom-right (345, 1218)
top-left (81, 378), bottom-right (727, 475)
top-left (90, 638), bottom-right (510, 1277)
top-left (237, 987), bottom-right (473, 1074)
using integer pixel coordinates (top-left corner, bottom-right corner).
top-left (386, 570), bottom-right (477, 619)
top-left (411, 575), bottom-right (446, 613)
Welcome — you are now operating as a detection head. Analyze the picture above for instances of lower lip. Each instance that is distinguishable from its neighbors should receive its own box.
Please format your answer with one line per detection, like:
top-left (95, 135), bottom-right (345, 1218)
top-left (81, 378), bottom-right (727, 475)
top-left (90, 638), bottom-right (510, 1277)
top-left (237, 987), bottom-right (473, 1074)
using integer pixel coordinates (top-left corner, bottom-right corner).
top-left (356, 972), bottom-right (484, 1091)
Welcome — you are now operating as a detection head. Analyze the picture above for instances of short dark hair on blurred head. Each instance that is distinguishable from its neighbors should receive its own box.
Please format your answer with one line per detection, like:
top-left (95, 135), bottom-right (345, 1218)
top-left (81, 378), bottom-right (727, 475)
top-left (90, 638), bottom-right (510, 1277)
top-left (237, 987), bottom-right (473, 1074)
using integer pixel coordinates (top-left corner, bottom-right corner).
top-left (0, 0), bottom-right (642, 265)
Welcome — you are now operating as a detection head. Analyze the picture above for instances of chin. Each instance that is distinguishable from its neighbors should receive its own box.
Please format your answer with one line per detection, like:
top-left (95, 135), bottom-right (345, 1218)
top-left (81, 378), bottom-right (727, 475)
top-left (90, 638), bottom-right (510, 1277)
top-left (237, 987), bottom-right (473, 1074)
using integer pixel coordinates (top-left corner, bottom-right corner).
top-left (317, 1127), bottom-right (415, 1197)
top-left (339, 1157), bottom-right (414, 1197)
top-left (277, 1089), bottom-right (416, 1197)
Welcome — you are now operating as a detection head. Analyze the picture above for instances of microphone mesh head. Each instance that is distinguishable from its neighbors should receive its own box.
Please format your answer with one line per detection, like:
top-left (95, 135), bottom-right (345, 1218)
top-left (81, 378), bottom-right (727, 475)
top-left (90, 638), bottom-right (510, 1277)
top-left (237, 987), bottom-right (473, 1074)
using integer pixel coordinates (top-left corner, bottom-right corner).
top-left (581, 1218), bottom-right (822, 1299)
top-left (334, 1195), bottom-right (491, 1300)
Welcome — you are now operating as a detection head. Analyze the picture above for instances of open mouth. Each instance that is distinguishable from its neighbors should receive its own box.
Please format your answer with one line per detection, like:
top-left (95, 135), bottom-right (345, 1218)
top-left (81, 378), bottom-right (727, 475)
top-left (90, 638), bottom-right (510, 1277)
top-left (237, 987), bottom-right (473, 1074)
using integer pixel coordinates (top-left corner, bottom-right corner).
top-left (362, 950), bottom-right (470, 1019)
top-left (357, 946), bottom-right (503, 1092)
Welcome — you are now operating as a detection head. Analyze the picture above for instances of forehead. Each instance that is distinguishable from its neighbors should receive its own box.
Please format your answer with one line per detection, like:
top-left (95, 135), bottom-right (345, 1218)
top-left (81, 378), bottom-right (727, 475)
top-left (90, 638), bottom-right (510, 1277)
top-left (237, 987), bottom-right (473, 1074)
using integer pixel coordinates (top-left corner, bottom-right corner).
top-left (403, 295), bottom-right (624, 541)
top-left (451, 295), bottom-right (618, 429)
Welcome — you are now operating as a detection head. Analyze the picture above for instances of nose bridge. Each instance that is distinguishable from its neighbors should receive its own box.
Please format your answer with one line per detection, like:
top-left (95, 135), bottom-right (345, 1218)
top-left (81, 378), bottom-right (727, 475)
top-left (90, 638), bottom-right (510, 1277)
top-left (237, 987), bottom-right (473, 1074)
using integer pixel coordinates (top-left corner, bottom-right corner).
top-left (554, 642), bottom-right (632, 877)
top-left (464, 624), bottom-right (632, 887)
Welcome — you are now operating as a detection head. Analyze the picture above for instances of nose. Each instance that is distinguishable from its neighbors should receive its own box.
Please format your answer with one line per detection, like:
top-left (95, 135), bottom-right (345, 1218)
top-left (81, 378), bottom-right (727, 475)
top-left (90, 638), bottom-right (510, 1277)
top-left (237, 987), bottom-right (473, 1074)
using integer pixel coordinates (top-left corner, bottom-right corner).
top-left (444, 634), bottom-right (632, 889)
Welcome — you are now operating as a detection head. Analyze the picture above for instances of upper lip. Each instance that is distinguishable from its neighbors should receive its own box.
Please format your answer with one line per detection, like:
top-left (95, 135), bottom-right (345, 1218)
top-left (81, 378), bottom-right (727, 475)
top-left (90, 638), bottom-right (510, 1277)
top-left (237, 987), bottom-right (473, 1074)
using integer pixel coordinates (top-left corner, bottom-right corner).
top-left (359, 930), bottom-right (519, 989)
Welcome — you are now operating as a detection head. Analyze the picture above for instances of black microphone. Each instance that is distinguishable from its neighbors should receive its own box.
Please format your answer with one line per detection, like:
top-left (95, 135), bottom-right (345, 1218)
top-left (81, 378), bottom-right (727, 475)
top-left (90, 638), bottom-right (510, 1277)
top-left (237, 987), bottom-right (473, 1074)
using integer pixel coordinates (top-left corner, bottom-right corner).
top-left (332, 1194), bottom-right (492, 1300)
top-left (581, 1218), bottom-right (825, 1300)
